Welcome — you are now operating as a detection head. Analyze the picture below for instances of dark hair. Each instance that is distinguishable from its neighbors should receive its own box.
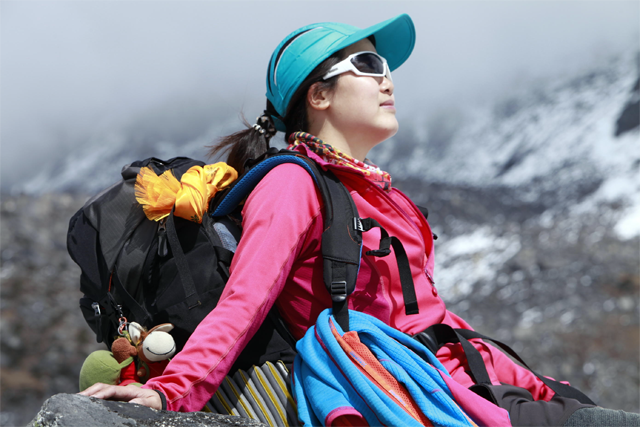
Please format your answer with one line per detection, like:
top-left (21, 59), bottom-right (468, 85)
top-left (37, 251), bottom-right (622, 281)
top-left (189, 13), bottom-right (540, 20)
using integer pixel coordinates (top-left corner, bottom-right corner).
top-left (207, 50), bottom-right (345, 173)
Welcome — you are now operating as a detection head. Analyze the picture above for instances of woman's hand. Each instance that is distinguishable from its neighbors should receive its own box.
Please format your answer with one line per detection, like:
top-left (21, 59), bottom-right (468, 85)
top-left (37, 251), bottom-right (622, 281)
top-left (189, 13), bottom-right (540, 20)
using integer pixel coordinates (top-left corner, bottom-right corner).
top-left (78, 383), bottom-right (162, 410)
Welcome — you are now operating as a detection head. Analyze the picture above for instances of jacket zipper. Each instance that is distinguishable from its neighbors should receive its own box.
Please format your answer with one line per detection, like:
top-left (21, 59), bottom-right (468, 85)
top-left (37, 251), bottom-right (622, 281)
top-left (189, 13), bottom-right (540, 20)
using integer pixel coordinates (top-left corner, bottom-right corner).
top-left (425, 269), bottom-right (435, 285)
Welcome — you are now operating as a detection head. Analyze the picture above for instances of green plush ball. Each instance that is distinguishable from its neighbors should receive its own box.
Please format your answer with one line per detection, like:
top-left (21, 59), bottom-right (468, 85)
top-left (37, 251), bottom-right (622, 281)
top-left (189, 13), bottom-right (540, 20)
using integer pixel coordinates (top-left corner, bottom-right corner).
top-left (79, 350), bottom-right (134, 392)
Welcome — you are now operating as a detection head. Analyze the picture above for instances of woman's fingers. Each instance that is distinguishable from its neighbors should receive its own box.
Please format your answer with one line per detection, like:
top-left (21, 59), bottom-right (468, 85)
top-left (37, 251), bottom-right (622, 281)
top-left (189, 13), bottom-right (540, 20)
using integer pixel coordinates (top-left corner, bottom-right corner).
top-left (79, 382), bottom-right (133, 400)
top-left (78, 382), bottom-right (114, 397)
top-left (78, 383), bottom-right (162, 410)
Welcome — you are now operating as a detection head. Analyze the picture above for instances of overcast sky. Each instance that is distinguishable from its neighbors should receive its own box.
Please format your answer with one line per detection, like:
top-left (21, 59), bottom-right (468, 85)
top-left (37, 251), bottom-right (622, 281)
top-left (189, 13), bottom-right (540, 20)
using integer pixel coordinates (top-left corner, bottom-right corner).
top-left (1, 1), bottom-right (638, 190)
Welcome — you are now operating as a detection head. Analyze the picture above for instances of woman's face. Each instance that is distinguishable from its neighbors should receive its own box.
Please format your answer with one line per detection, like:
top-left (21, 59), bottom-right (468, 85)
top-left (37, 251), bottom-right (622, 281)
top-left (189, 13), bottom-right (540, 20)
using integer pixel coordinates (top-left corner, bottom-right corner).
top-left (321, 38), bottom-right (398, 151)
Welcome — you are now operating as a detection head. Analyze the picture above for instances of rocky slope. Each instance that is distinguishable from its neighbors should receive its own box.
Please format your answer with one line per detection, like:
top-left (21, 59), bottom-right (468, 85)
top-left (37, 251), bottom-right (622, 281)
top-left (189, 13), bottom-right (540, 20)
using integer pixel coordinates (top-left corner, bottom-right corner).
top-left (1, 194), bottom-right (103, 426)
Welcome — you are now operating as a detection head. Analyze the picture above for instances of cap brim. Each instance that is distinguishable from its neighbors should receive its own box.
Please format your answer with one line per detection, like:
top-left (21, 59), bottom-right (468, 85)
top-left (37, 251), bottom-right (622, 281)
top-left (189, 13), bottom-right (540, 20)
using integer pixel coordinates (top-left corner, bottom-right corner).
top-left (331, 13), bottom-right (416, 72)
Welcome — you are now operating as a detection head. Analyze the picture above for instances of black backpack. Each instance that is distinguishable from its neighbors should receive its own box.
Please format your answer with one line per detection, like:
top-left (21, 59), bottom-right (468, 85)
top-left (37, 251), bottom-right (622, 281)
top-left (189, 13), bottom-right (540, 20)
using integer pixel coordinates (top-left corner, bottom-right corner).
top-left (67, 148), bottom-right (417, 372)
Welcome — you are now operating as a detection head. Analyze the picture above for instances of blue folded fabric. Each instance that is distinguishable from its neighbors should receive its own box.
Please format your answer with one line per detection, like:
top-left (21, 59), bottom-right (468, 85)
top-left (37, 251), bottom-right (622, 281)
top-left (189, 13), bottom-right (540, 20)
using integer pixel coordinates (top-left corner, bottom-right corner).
top-left (293, 309), bottom-right (477, 427)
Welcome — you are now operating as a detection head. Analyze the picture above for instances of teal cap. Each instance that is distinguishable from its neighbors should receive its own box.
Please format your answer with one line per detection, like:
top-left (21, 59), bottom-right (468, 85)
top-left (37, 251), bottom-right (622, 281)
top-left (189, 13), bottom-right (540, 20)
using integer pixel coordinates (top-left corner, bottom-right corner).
top-left (266, 14), bottom-right (416, 131)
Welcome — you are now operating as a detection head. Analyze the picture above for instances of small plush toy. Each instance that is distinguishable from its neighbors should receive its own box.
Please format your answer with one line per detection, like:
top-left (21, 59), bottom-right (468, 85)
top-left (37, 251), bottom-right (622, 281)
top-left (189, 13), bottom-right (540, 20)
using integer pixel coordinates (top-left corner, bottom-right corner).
top-left (78, 322), bottom-right (176, 391)
top-left (78, 344), bottom-right (139, 391)
top-left (128, 322), bottom-right (176, 382)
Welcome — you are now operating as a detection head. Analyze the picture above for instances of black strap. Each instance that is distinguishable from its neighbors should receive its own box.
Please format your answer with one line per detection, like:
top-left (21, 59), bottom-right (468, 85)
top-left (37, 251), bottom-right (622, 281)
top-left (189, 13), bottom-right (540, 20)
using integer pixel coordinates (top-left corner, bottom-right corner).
top-left (110, 215), bottom-right (158, 327)
top-left (95, 291), bottom-right (128, 344)
top-left (166, 211), bottom-right (201, 309)
top-left (267, 307), bottom-right (298, 351)
top-left (360, 218), bottom-right (418, 316)
top-left (390, 236), bottom-right (418, 315)
top-left (214, 246), bottom-right (233, 281)
top-left (420, 324), bottom-right (595, 405)
top-left (111, 274), bottom-right (150, 326)
top-left (360, 218), bottom-right (391, 257)
top-left (454, 328), bottom-right (596, 405)
top-left (425, 324), bottom-right (492, 384)
top-left (320, 170), bottom-right (363, 332)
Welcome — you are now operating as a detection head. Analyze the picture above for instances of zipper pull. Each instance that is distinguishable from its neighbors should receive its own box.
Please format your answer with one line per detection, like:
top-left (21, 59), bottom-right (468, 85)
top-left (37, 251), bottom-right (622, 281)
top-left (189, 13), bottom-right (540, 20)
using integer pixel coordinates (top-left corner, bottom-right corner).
top-left (425, 270), bottom-right (435, 285)
top-left (157, 218), bottom-right (168, 257)
top-left (425, 270), bottom-right (438, 296)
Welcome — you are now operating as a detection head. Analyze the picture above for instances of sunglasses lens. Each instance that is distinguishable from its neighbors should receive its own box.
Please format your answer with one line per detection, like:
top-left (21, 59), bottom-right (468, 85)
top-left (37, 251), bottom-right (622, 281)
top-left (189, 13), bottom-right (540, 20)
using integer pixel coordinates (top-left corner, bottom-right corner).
top-left (350, 53), bottom-right (385, 75)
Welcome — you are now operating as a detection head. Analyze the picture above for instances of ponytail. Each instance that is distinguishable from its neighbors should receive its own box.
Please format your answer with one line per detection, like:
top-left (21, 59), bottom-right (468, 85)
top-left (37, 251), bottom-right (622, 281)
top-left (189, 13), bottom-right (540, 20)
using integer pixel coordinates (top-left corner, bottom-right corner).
top-left (209, 40), bottom-right (361, 172)
top-left (207, 113), bottom-right (276, 173)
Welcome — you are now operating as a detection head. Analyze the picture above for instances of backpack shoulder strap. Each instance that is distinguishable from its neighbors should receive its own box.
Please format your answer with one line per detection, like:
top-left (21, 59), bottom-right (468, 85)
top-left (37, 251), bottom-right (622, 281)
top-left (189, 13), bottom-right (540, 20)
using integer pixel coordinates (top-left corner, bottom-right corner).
top-left (417, 324), bottom-right (596, 405)
top-left (210, 149), bottom-right (361, 331)
top-left (212, 150), bottom-right (329, 218)
top-left (319, 169), bottom-right (362, 331)
top-left (211, 149), bottom-right (419, 332)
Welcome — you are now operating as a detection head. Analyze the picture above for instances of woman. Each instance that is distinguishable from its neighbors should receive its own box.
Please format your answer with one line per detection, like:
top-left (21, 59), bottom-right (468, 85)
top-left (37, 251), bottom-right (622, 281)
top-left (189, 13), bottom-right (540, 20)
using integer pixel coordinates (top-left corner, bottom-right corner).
top-left (81, 14), bottom-right (639, 426)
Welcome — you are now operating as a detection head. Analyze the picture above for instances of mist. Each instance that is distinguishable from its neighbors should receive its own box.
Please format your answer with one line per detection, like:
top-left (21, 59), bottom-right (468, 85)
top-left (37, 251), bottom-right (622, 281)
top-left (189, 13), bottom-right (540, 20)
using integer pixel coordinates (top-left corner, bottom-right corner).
top-left (1, 0), bottom-right (638, 192)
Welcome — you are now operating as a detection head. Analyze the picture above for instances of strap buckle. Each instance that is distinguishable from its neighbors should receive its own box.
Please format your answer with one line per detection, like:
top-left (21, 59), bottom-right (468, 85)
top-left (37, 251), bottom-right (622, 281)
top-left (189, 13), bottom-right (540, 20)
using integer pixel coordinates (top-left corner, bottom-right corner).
top-left (330, 281), bottom-right (348, 302)
top-left (91, 302), bottom-right (101, 317)
top-left (414, 331), bottom-right (439, 354)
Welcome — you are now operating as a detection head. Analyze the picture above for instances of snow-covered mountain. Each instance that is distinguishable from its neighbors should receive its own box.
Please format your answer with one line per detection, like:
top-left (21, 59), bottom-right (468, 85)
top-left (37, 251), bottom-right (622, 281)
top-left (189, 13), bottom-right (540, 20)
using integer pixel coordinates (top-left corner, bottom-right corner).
top-left (375, 51), bottom-right (640, 239)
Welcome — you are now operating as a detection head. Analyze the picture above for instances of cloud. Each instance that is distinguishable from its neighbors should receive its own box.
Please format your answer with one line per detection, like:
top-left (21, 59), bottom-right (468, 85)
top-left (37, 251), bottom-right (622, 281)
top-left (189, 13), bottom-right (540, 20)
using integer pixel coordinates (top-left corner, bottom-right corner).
top-left (1, 1), bottom-right (638, 191)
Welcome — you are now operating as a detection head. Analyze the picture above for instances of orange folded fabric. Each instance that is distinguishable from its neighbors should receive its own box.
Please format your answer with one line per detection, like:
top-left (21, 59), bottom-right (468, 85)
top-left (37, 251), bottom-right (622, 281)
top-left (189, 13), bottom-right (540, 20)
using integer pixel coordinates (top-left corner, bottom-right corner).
top-left (331, 326), bottom-right (433, 426)
top-left (135, 163), bottom-right (237, 223)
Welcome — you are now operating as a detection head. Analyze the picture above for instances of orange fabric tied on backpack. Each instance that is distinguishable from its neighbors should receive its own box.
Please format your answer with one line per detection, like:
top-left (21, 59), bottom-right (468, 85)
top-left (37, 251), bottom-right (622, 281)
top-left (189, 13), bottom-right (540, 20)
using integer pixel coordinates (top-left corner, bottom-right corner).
top-left (135, 163), bottom-right (237, 223)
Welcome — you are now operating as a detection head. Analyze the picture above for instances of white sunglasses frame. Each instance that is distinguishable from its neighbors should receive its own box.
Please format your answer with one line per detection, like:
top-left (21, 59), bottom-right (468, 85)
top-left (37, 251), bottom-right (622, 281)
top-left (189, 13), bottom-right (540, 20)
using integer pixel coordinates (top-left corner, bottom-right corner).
top-left (322, 51), bottom-right (392, 81)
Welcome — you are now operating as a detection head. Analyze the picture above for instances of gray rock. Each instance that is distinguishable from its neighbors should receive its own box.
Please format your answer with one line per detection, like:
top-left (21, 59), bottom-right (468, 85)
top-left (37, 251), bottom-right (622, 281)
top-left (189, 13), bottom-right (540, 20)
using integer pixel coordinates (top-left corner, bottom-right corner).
top-left (27, 393), bottom-right (265, 427)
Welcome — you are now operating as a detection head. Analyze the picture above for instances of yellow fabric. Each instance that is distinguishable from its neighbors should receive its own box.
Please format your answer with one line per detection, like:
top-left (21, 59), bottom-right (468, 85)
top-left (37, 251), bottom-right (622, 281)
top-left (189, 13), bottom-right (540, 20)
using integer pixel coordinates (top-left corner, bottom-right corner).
top-left (135, 163), bottom-right (237, 223)
top-left (266, 362), bottom-right (297, 412)
top-left (253, 366), bottom-right (288, 426)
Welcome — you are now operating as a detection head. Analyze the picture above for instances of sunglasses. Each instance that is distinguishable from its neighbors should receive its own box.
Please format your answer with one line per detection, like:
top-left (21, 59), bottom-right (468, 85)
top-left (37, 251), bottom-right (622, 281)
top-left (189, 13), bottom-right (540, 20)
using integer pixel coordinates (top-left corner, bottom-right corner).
top-left (323, 51), bottom-right (392, 81)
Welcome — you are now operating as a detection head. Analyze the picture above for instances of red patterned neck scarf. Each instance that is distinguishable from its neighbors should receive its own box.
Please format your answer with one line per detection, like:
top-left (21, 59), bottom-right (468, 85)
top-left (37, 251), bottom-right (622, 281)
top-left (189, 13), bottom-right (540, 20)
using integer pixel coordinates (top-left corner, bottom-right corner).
top-left (289, 132), bottom-right (392, 191)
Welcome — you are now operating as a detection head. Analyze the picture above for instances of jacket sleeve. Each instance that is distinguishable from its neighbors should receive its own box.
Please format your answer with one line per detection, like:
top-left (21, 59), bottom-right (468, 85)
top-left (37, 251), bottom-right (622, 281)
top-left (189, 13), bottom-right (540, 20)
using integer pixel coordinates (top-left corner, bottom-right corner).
top-left (142, 163), bottom-right (323, 412)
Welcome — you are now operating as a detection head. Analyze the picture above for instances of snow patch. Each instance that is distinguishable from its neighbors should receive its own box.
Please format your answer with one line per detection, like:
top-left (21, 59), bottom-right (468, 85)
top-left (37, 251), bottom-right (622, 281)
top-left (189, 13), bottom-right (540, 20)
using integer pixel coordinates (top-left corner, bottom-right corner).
top-left (435, 227), bottom-right (521, 299)
top-left (615, 202), bottom-right (640, 239)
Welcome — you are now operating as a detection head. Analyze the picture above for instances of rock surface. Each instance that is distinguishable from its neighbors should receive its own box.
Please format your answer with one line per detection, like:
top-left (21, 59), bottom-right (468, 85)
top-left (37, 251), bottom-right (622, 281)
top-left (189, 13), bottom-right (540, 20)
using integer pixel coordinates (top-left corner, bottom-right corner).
top-left (615, 76), bottom-right (640, 137)
top-left (0, 194), bottom-right (106, 427)
top-left (27, 393), bottom-right (265, 427)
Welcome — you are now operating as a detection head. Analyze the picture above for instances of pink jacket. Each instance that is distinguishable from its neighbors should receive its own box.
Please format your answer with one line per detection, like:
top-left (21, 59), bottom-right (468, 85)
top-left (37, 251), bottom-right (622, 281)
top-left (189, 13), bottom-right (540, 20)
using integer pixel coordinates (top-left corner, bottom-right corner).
top-left (143, 145), bottom-right (558, 413)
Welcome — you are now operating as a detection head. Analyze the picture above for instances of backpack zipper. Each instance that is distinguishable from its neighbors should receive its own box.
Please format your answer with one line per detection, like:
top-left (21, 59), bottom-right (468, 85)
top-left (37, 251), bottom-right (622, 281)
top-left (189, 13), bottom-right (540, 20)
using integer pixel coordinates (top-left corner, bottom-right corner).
top-left (157, 217), bottom-right (169, 257)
